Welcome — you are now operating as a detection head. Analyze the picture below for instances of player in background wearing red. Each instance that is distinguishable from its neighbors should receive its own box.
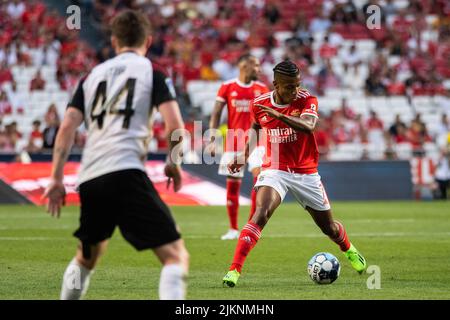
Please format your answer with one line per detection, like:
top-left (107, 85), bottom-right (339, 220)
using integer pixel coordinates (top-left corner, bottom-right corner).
top-left (223, 61), bottom-right (367, 287)
top-left (207, 54), bottom-right (269, 240)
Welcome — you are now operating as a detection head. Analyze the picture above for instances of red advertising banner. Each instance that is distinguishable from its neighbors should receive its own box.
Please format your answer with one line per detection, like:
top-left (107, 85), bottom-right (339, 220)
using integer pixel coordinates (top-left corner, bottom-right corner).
top-left (0, 161), bottom-right (249, 206)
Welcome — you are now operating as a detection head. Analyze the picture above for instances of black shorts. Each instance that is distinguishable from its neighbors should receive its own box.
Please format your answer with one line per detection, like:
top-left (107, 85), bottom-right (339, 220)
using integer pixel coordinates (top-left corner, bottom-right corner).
top-left (74, 169), bottom-right (181, 252)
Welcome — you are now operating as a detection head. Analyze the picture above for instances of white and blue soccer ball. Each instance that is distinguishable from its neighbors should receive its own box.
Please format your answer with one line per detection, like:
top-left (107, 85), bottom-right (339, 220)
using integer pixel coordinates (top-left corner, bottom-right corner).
top-left (307, 252), bottom-right (341, 284)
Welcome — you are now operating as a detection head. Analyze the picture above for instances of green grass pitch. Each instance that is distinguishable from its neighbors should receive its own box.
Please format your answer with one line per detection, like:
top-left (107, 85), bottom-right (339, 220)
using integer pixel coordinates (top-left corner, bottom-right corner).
top-left (0, 201), bottom-right (449, 300)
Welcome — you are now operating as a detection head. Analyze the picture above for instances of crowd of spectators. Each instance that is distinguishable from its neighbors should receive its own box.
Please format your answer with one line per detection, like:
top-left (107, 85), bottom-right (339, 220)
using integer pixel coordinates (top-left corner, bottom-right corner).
top-left (0, 0), bottom-right (449, 158)
top-left (0, 0), bottom-right (95, 154)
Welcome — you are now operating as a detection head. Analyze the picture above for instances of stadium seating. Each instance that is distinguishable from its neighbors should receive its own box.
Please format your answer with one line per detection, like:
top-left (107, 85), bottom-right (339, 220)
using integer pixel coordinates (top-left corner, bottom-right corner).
top-left (0, 0), bottom-right (448, 162)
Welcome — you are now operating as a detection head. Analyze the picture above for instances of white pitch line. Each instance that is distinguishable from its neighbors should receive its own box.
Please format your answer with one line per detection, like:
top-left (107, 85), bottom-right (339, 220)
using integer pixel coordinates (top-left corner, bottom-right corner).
top-left (346, 219), bottom-right (417, 224)
top-left (0, 226), bottom-right (73, 230)
top-left (1, 232), bottom-right (449, 241)
top-left (0, 237), bottom-right (69, 241)
top-left (183, 232), bottom-right (450, 239)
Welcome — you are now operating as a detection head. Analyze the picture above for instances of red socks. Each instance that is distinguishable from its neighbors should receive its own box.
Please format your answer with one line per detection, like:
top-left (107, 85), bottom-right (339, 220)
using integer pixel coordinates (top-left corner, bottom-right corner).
top-left (230, 222), bottom-right (262, 273)
top-left (248, 176), bottom-right (257, 221)
top-left (226, 179), bottom-right (241, 230)
top-left (330, 221), bottom-right (351, 252)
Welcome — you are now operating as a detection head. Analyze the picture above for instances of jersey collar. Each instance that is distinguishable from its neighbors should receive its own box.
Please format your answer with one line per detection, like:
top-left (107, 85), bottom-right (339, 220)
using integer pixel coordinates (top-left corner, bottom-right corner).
top-left (236, 78), bottom-right (254, 88)
top-left (270, 91), bottom-right (289, 108)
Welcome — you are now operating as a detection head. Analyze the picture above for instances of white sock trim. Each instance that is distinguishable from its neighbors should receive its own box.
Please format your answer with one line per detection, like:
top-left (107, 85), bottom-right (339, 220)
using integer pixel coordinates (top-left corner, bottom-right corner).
top-left (159, 264), bottom-right (186, 300)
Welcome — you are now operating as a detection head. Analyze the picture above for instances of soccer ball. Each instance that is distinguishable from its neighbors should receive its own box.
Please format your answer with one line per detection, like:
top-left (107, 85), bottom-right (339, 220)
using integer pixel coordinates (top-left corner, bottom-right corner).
top-left (307, 252), bottom-right (340, 284)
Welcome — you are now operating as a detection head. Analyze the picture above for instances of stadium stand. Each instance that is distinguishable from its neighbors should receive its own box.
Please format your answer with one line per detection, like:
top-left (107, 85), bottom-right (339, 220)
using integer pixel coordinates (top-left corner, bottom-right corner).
top-left (0, 0), bottom-right (449, 165)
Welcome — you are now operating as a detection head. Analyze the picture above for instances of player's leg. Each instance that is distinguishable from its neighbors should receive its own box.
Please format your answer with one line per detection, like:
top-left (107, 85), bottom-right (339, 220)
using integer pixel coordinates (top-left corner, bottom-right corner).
top-left (249, 167), bottom-right (261, 221)
top-left (60, 241), bottom-right (109, 300)
top-left (291, 173), bottom-right (367, 274)
top-left (247, 146), bottom-right (265, 221)
top-left (306, 207), bottom-right (367, 274)
top-left (61, 174), bottom-right (117, 300)
top-left (223, 185), bottom-right (282, 287)
top-left (222, 176), bottom-right (241, 239)
top-left (153, 239), bottom-right (189, 300)
top-left (218, 152), bottom-right (243, 239)
top-left (117, 170), bottom-right (189, 299)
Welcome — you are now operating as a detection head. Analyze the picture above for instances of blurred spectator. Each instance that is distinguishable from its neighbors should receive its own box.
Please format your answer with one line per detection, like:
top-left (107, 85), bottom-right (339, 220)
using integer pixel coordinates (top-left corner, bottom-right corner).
top-left (200, 61), bottom-right (220, 81)
top-left (434, 147), bottom-right (450, 199)
top-left (319, 36), bottom-right (338, 60)
top-left (0, 91), bottom-right (12, 115)
top-left (197, 0), bottom-right (218, 19)
top-left (26, 120), bottom-right (43, 153)
top-left (385, 70), bottom-right (406, 95)
top-left (407, 115), bottom-right (432, 151)
top-left (42, 104), bottom-right (60, 149)
top-left (333, 98), bottom-right (356, 120)
top-left (317, 61), bottom-right (341, 94)
top-left (389, 115), bottom-right (407, 141)
top-left (6, 0), bottom-right (26, 20)
top-left (315, 119), bottom-right (332, 159)
top-left (342, 44), bottom-right (362, 74)
top-left (5, 81), bottom-right (25, 114)
top-left (332, 121), bottom-right (352, 144)
top-left (382, 0), bottom-right (398, 16)
top-left (263, 2), bottom-right (280, 25)
top-left (310, 9), bottom-right (332, 33)
top-left (292, 12), bottom-right (312, 45)
top-left (365, 72), bottom-right (387, 95)
top-left (4, 121), bottom-right (22, 152)
top-left (29, 70), bottom-right (46, 91)
top-left (330, 0), bottom-right (359, 24)
top-left (366, 111), bottom-right (385, 144)
top-left (435, 114), bottom-right (450, 148)
top-left (0, 62), bottom-right (13, 85)
top-left (35, 37), bottom-right (60, 67)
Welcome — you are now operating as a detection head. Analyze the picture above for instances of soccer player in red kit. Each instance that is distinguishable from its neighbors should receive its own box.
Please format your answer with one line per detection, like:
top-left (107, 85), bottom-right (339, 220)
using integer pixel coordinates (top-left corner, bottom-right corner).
top-left (222, 60), bottom-right (367, 287)
top-left (208, 54), bottom-right (269, 240)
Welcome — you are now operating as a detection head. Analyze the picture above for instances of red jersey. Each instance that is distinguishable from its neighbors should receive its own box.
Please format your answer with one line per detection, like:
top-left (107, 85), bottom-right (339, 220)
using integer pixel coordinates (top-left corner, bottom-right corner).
top-left (217, 78), bottom-right (269, 152)
top-left (251, 90), bottom-right (319, 174)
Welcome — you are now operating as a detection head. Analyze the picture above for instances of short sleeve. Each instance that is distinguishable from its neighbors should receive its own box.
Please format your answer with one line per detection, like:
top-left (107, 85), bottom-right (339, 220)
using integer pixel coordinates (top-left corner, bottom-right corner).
top-left (250, 100), bottom-right (260, 125)
top-left (152, 67), bottom-right (176, 107)
top-left (216, 83), bottom-right (228, 103)
top-left (260, 84), bottom-right (270, 95)
top-left (67, 78), bottom-right (85, 114)
top-left (300, 96), bottom-right (319, 118)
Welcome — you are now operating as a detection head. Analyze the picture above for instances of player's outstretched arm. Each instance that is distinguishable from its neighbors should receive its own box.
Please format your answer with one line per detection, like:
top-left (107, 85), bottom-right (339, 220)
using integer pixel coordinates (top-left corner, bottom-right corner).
top-left (209, 100), bottom-right (226, 130)
top-left (43, 107), bottom-right (83, 218)
top-left (159, 100), bottom-right (185, 192)
top-left (205, 101), bottom-right (226, 156)
top-left (256, 104), bottom-right (317, 133)
top-left (228, 122), bottom-right (261, 174)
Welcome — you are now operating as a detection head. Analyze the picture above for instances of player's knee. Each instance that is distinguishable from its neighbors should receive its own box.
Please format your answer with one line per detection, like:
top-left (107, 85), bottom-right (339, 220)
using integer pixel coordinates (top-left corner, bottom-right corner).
top-left (161, 242), bottom-right (189, 268)
top-left (178, 246), bottom-right (189, 267)
top-left (251, 207), bottom-right (272, 228)
top-left (76, 251), bottom-right (100, 270)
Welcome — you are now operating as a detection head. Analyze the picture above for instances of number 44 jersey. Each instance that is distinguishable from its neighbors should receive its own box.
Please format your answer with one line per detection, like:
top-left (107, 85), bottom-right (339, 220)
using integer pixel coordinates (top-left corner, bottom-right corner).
top-left (68, 51), bottom-right (177, 185)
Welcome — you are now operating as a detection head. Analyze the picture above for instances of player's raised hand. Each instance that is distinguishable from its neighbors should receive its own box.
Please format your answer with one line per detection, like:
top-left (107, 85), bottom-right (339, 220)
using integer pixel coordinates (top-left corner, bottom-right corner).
top-left (165, 163), bottom-right (182, 192)
top-left (255, 104), bottom-right (282, 119)
top-left (228, 154), bottom-right (245, 174)
top-left (42, 179), bottom-right (66, 218)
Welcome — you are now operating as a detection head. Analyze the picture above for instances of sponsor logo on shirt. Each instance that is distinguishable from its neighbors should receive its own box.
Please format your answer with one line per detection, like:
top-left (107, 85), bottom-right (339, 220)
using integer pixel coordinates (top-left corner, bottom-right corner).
top-left (232, 99), bottom-right (251, 112)
top-left (265, 127), bottom-right (298, 143)
top-left (290, 109), bottom-right (301, 117)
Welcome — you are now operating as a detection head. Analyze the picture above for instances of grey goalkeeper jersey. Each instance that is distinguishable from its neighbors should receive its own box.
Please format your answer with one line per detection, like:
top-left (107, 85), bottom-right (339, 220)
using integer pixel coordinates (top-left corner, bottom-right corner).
top-left (68, 51), bottom-right (176, 185)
